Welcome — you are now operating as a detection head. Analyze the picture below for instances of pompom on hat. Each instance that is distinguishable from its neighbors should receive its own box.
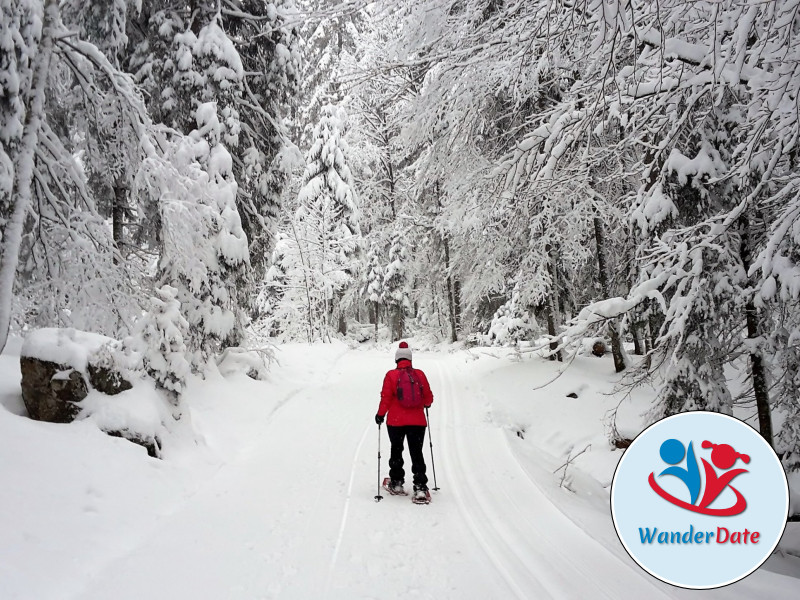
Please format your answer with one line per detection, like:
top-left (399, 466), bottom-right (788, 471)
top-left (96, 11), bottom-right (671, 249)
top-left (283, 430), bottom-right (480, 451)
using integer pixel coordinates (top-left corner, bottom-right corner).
top-left (395, 341), bottom-right (412, 363)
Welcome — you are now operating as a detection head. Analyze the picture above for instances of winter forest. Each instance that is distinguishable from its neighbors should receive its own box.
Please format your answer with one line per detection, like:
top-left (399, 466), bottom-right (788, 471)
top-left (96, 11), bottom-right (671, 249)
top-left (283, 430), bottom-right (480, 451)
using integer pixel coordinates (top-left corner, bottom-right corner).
top-left (2, 1), bottom-right (800, 592)
top-left (4, 0), bottom-right (800, 465)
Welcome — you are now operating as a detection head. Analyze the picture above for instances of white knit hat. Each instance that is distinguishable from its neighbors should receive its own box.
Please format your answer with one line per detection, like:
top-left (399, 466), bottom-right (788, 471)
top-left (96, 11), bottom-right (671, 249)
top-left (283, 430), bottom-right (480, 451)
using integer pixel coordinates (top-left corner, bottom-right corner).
top-left (395, 341), bottom-right (412, 362)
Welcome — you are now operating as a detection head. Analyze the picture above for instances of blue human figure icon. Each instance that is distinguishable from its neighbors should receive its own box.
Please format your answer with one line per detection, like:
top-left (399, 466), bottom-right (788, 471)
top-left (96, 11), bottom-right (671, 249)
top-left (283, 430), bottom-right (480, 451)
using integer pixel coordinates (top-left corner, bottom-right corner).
top-left (658, 439), bottom-right (701, 505)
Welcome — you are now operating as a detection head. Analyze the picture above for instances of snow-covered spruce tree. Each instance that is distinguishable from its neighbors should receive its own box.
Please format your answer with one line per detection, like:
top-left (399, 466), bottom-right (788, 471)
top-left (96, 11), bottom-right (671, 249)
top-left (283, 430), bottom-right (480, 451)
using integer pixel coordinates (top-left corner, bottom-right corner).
top-left (361, 242), bottom-right (384, 339)
top-left (130, 7), bottom-right (250, 332)
top-left (127, 2), bottom-right (300, 303)
top-left (213, 0), bottom-right (302, 288)
top-left (132, 284), bottom-right (191, 415)
top-left (746, 0), bottom-right (800, 462)
top-left (755, 135), bottom-right (800, 464)
top-left (260, 234), bottom-right (290, 324)
top-left (127, 3), bottom-right (242, 134)
top-left (487, 283), bottom-right (536, 347)
top-left (630, 8), bottom-right (784, 428)
top-left (258, 232), bottom-right (309, 340)
top-left (629, 109), bottom-right (751, 418)
top-left (136, 102), bottom-right (250, 368)
top-left (383, 229), bottom-right (410, 341)
top-left (294, 0), bottom-right (364, 147)
top-left (291, 102), bottom-right (361, 339)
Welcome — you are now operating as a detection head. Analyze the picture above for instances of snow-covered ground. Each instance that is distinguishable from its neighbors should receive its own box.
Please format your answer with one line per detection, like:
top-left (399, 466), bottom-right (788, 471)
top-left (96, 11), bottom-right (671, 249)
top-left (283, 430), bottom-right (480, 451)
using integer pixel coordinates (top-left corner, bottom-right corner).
top-left (1, 338), bottom-right (798, 599)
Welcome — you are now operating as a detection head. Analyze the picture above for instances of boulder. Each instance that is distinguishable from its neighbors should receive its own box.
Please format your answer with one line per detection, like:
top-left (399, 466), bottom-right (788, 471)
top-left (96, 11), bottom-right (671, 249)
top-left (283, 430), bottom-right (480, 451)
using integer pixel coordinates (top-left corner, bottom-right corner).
top-left (20, 328), bottom-right (130, 423)
top-left (19, 328), bottom-right (166, 458)
top-left (20, 357), bottom-right (88, 422)
top-left (613, 437), bottom-right (633, 450)
top-left (592, 339), bottom-right (607, 357)
top-left (105, 430), bottom-right (160, 459)
top-left (87, 362), bottom-right (133, 395)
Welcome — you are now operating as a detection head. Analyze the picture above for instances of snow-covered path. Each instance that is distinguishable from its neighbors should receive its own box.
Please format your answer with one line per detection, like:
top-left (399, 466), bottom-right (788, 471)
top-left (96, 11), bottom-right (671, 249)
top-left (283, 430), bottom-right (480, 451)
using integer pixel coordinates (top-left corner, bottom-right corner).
top-left (2, 344), bottom-right (796, 599)
top-left (72, 350), bottom-right (507, 599)
top-left (69, 349), bottom-right (668, 599)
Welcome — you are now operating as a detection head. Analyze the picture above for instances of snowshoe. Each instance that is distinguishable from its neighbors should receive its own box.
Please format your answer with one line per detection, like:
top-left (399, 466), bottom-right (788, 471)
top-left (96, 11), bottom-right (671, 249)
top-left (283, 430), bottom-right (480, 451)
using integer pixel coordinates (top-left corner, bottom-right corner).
top-left (412, 486), bottom-right (431, 505)
top-left (382, 477), bottom-right (408, 496)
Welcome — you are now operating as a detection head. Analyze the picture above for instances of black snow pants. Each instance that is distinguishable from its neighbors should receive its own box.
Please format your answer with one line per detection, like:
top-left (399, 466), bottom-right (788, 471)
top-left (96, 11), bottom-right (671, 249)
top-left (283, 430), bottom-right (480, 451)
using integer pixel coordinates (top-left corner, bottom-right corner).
top-left (387, 425), bottom-right (428, 487)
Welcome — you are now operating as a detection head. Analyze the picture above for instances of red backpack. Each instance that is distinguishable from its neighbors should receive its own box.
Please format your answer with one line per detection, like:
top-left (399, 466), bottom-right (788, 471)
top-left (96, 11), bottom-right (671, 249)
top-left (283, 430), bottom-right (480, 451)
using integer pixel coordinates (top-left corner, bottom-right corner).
top-left (396, 367), bottom-right (424, 409)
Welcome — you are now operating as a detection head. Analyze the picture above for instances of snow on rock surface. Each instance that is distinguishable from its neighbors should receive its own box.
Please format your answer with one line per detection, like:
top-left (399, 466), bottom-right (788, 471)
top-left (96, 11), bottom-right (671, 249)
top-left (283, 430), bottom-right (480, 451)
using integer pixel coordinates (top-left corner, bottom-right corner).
top-left (21, 327), bottom-right (114, 372)
top-left (0, 341), bottom-right (797, 599)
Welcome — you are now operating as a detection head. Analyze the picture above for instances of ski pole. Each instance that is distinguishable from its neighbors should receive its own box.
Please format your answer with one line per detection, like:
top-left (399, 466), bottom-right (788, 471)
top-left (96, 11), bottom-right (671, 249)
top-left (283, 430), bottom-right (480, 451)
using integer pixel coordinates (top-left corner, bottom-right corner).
top-left (375, 423), bottom-right (383, 502)
top-left (426, 407), bottom-right (440, 491)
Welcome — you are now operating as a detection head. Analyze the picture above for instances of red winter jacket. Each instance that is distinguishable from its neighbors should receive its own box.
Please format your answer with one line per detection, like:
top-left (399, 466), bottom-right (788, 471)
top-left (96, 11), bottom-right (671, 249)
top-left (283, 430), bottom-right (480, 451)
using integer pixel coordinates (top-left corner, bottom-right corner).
top-left (378, 359), bottom-right (434, 427)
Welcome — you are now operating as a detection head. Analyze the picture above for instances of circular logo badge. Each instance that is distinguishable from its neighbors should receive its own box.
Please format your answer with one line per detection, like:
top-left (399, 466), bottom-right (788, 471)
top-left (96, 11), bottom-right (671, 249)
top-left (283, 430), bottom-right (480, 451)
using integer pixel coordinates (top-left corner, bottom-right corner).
top-left (611, 412), bottom-right (789, 589)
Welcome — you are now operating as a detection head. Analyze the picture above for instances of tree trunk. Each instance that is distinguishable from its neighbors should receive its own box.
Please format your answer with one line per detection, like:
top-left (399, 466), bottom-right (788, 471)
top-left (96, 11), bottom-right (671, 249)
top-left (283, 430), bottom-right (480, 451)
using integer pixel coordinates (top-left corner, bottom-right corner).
top-left (593, 217), bottom-right (626, 372)
top-left (112, 184), bottom-right (126, 264)
top-left (434, 180), bottom-right (459, 343)
top-left (288, 219), bottom-right (314, 343)
top-left (0, 0), bottom-right (58, 355)
top-left (390, 305), bottom-right (403, 342)
top-left (373, 302), bottom-right (379, 341)
top-left (545, 299), bottom-right (558, 360)
top-left (739, 212), bottom-right (773, 446)
top-left (443, 237), bottom-right (458, 343)
top-left (746, 302), bottom-right (772, 445)
top-left (631, 315), bottom-right (644, 356)
top-left (646, 299), bottom-right (663, 369)
top-left (386, 139), bottom-right (396, 219)
top-left (546, 244), bottom-right (562, 361)
top-left (454, 278), bottom-right (462, 332)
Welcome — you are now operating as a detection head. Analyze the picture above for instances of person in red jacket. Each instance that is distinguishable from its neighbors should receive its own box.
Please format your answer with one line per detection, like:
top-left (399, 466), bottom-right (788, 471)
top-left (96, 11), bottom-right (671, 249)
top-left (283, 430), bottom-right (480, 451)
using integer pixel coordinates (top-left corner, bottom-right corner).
top-left (375, 341), bottom-right (434, 500)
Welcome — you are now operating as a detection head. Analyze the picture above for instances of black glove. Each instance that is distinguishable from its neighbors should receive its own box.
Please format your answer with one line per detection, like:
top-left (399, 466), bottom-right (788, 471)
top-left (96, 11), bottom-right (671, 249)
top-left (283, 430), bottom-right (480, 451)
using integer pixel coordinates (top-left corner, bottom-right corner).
top-left (375, 414), bottom-right (384, 425)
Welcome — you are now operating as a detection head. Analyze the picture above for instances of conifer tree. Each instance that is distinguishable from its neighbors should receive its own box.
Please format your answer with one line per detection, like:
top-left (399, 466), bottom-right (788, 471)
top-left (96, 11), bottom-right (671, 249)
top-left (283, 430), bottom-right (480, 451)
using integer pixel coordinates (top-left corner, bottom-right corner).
top-left (383, 229), bottom-right (410, 341)
top-left (260, 234), bottom-right (304, 339)
top-left (137, 102), bottom-right (250, 367)
top-left (291, 102), bottom-right (361, 338)
top-left (128, 0), bottom-right (300, 296)
top-left (362, 243), bottom-right (385, 339)
top-left (133, 285), bottom-right (191, 413)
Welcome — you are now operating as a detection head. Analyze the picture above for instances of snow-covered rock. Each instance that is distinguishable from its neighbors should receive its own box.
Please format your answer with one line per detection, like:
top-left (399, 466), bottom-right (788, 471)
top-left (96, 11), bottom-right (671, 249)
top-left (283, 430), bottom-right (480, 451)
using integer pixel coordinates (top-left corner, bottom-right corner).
top-left (19, 328), bottom-right (163, 457)
top-left (20, 328), bottom-right (115, 423)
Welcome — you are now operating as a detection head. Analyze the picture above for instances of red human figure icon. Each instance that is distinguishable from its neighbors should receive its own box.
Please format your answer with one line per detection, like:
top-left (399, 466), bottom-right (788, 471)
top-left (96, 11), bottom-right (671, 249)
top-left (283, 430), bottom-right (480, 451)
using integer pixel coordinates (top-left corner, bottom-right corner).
top-left (698, 441), bottom-right (750, 513)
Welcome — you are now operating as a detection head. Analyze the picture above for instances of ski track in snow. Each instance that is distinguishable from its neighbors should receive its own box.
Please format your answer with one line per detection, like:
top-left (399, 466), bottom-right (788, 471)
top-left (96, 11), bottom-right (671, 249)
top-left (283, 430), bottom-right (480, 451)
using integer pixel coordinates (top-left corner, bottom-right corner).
top-left (324, 422), bottom-right (370, 598)
top-left (435, 360), bottom-right (529, 599)
top-left (434, 360), bottom-right (675, 600)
